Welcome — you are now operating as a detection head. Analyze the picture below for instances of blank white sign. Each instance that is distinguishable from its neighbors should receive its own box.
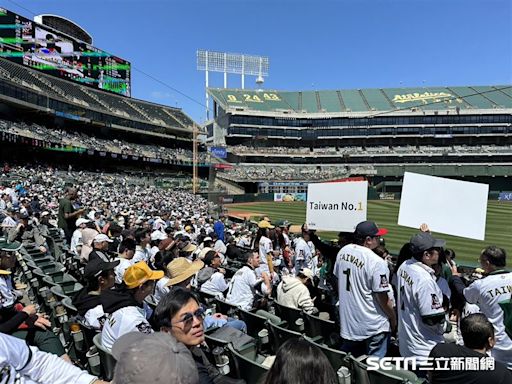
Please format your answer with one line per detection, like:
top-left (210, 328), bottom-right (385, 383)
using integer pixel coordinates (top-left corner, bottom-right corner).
top-left (306, 180), bottom-right (368, 232)
top-left (398, 172), bottom-right (489, 240)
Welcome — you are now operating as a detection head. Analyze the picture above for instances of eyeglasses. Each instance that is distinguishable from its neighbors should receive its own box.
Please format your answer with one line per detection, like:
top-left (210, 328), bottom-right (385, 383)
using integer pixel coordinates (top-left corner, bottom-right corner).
top-left (172, 308), bottom-right (205, 330)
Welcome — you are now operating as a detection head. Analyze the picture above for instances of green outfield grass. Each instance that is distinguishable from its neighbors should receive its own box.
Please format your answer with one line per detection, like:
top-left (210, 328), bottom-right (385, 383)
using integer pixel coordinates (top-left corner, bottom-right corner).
top-left (226, 200), bottom-right (512, 267)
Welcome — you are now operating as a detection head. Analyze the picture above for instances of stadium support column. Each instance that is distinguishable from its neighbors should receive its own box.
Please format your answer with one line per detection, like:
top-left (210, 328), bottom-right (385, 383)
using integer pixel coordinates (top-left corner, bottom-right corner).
top-left (205, 66), bottom-right (209, 121)
top-left (193, 124), bottom-right (198, 194)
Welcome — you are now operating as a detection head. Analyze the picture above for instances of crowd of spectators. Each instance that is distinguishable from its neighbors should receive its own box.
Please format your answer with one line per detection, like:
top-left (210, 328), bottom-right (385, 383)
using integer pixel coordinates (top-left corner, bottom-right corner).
top-left (230, 144), bottom-right (512, 157)
top-left (0, 119), bottom-right (208, 164)
top-left (0, 165), bottom-right (511, 384)
top-left (218, 164), bottom-right (375, 182)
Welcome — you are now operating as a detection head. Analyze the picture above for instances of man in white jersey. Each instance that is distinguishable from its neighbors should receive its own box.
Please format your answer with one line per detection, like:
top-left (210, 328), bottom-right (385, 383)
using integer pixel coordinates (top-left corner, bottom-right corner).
top-left (294, 228), bottom-right (313, 273)
top-left (451, 245), bottom-right (512, 369)
top-left (334, 220), bottom-right (396, 357)
top-left (0, 332), bottom-right (105, 384)
top-left (226, 251), bottom-right (271, 310)
top-left (397, 232), bottom-right (446, 362)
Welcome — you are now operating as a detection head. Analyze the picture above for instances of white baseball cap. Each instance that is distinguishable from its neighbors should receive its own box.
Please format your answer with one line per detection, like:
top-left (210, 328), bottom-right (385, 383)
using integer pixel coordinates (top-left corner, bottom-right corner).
top-left (150, 230), bottom-right (167, 241)
top-left (75, 218), bottom-right (90, 227)
top-left (93, 234), bottom-right (113, 243)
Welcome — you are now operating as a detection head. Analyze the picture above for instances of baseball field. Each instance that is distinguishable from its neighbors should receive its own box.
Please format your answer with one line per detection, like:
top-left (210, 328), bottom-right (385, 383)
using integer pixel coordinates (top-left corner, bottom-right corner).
top-left (226, 200), bottom-right (512, 267)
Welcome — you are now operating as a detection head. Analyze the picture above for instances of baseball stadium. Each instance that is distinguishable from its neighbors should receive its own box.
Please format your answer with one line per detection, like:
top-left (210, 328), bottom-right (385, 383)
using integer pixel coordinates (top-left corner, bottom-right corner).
top-left (206, 87), bottom-right (512, 265)
top-left (0, 4), bottom-right (511, 384)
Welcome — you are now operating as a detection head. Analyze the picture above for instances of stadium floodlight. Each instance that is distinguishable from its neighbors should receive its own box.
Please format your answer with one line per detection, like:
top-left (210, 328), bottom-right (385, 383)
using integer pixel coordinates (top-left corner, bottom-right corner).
top-left (197, 50), bottom-right (269, 119)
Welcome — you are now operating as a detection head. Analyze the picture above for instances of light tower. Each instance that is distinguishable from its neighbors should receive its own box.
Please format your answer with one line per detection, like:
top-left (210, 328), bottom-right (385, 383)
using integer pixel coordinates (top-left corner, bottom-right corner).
top-left (196, 50), bottom-right (269, 120)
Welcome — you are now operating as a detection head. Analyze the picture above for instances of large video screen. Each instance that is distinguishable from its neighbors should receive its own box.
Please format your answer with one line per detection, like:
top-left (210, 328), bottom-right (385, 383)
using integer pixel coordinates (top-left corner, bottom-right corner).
top-left (0, 8), bottom-right (131, 97)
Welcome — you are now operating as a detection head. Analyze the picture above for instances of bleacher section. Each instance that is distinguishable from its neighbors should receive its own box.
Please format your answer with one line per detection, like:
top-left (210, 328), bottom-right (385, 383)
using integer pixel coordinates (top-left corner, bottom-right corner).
top-left (230, 144), bottom-right (512, 158)
top-left (0, 58), bottom-right (196, 135)
top-left (209, 85), bottom-right (512, 114)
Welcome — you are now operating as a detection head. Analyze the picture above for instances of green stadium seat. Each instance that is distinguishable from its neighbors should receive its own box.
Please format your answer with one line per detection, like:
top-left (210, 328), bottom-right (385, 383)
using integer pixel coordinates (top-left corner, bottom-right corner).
top-left (302, 311), bottom-right (338, 346)
top-left (304, 336), bottom-right (349, 372)
top-left (93, 333), bottom-right (117, 381)
top-left (273, 302), bottom-right (304, 332)
top-left (267, 320), bottom-right (301, 354)
top-left (237, 309), bottom-right (269, 339)
top-left (227, 343), bottom-right (269, 384)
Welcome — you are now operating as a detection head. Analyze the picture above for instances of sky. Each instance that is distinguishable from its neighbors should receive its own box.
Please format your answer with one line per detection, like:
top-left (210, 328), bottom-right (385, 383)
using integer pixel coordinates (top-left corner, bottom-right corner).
top-left (2, 0), bottom-right (511, 123)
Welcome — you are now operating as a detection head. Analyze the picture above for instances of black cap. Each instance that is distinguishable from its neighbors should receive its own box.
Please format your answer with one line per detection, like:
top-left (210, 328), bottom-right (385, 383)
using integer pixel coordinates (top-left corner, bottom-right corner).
top-left (84, 258), bottom-right (120, 278)
top-left (355, 221), bottom-right (388, 237)
top-left (19, 212), bottom-right (29, 220)
top-left (409, 232), bottom-right (446, 254)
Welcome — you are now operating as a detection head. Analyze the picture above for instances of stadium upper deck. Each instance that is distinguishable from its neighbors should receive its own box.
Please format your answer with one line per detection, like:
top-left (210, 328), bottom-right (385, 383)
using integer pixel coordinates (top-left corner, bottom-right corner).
top-left (209, 86), bottom-right (512, 115)
top-left (0, 58), bottom-right (196, 139)
top-left (207, 85), bottom-right (512, 185)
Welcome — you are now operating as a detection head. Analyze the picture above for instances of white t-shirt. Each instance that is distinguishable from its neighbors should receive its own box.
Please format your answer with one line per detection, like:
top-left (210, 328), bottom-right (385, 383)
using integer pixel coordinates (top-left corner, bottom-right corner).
top-left (153, 276), bottom-right (171, 304)
top-left (201, 272), bottom-right (229, 297)
top-left (114, 257), bottom-right (132, 285)
top-left (226, 265), bottom-right (261, 311)
top-left (132, 246), bottom-right (149, 264)
top-left (101, 306), bottom-right (153, 352)
top-left (70, 229), bottom-right (82, 256)
top-left (463, 271), bottom-right (512, 368)
top-left (0, 332), bottom-right (98, 384)
top-left (334, 244), bottom-right (391, 341)
top-left (397, 259), bottom-right (445, 359)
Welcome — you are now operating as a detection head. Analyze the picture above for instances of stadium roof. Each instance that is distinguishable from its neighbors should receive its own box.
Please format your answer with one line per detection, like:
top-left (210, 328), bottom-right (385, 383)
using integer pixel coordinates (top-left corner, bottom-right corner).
top-left (209, 85), bottom-right (512, 115)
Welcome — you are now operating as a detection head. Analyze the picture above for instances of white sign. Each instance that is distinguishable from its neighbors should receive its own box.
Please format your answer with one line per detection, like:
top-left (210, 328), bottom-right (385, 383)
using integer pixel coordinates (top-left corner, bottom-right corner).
top-left (306, 181), bottom-right (368, 232)
top-left (398, 172), bottom-right (489, 240)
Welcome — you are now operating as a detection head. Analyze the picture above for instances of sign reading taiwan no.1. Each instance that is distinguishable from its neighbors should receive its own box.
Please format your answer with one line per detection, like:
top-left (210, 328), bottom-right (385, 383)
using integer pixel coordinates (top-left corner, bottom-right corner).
top-left (306, 181), bottom-right (368, 232)
top-left (398, 172), bottom-right (489, 241)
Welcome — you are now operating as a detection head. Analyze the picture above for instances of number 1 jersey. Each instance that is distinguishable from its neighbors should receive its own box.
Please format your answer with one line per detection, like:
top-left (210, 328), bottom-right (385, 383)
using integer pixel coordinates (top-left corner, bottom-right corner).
top-left (334, 243), bottom-right (391, 341)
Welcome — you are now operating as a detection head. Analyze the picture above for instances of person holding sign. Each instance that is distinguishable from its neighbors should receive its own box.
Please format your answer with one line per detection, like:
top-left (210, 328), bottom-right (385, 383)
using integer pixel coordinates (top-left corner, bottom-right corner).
top-left (397, 232), bottom-right (446, 363)
top-left (334, 220), bottom-right (395, 358)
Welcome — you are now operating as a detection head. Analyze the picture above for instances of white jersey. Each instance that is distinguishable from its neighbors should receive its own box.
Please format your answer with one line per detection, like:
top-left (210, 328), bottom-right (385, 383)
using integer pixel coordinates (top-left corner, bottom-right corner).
top-left (200, 272), bottom-right (229, 298)
top-left (334, 244), bottom-right (391, 341)
top-left (114, 257), bottom-right (132, 285)
top-left (294, 237), bottom-right (313, 270)
top-left (463, 271), bottom-right (512, 368)
top-left (101, 306), bottom-right (153, 352)
top-left (226, 265), bottom-right (261, 311)
top-left (153, 276), bottom-right (171, 304)
top-left (397, 259), bottom-right (445, 359)
top-left (455, 303), bottom-right (481, 345)
top-left (84, 304), bottom-right (105, 330)
top-left (0, 332), bottom-right (98, 384)
top-left (0, 275), bottom-right (15, 307)
top-left (1, 216), bottom-right (16, 228)
top-left (259, 236), bottom-right (273, 272)
top-left (132, 246), bottom-right (149, 264)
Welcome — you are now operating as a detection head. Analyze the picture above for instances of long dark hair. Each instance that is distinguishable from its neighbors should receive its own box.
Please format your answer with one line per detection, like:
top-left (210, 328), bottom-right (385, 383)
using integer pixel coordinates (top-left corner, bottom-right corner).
top-left (263, 338), bottom-right (337, 384)
top-left (153, 287), bottom-right (199, 329)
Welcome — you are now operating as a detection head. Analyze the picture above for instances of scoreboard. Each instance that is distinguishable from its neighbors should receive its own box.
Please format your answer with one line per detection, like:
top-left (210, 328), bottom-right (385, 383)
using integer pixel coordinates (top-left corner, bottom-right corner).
top-left (0, 8), bottom-right (131, 97)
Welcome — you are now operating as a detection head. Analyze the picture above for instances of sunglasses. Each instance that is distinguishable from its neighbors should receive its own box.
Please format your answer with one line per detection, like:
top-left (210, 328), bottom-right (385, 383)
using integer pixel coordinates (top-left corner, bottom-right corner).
top-left (172, 307), bottom-right (205, 330)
